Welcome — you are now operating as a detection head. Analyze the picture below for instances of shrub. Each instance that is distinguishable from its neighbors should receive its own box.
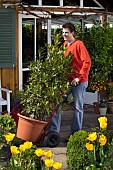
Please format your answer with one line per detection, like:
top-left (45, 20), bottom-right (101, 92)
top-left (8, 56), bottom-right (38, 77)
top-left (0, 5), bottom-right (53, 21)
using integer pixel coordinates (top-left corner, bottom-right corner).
top-left (20, 33), bottom-right (73, 121)
top-left (66, 130), bottom-right (90, 170)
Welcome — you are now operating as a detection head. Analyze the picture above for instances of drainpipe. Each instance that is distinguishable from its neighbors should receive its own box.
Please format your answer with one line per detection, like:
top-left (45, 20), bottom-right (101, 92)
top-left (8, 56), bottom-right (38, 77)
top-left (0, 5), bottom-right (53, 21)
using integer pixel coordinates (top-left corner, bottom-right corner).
top-left (34, 18), bottom-right (37, 61)
top-left (47, 19), bottom-right (51, 45)
top-left (80, 0), bottom-right (84, 37)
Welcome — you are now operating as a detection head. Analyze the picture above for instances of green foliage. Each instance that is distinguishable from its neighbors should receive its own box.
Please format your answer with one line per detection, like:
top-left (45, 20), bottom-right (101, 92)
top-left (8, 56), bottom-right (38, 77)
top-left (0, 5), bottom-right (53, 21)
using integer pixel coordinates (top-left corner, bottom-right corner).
top-left (98, 98), bottom-right (108, 108)
top-left (20, 33), bottom-right (73, 120)
top-left (66, 119), bottom-right (113, 170)
top-left (74, 22), bottom-right (113, 92)
top-left (82, 22), bottom-right (113, 88)
top-left (66, 130), bottom-right (90, 170)
top-left (73, 22), bottom-right (113, 92)
top-left (1, 130), bottom-right (62, 170)
top-left (107, 85), bottom-right (113, 97)
top-left (0, 114), bottom-right (23, 150)
top-left (0, 115), bottom-right (16, 165)
top-left (0, 114), bottom-right (16, 132)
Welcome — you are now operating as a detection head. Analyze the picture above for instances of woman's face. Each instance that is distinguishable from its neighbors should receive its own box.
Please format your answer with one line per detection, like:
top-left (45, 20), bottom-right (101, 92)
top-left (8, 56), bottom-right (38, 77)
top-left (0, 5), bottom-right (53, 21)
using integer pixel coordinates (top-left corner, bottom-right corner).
top-left (62, 28), bottom-right (74, 42)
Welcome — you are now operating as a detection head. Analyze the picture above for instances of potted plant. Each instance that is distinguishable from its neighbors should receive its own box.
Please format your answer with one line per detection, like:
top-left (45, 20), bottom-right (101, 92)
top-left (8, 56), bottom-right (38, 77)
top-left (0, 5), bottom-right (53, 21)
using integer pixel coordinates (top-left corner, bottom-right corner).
top-left (107, 82), bottom-right (113, 114)
top-left (98, 98), bottom-right (108, 115)
top-left (16, 33), bottom-right (73, 143)
top-left (86, 80), bottom-right (108, 114)
top-left (10, 91), bottom-right (23, 126)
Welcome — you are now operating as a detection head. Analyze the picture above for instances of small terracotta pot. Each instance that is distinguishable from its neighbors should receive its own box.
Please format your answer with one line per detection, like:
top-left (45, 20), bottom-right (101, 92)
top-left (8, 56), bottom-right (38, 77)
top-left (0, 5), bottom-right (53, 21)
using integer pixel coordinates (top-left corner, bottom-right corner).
top-left (93, 102), bottom-right (100, 114)
top-left (16, 113), bottom-right (47, 142)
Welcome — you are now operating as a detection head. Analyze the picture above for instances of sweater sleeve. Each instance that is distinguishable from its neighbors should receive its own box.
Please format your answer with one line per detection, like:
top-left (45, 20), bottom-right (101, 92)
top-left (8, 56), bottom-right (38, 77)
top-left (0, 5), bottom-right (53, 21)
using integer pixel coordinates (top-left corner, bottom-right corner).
top-left (74, 41), bottom-right (91, 81)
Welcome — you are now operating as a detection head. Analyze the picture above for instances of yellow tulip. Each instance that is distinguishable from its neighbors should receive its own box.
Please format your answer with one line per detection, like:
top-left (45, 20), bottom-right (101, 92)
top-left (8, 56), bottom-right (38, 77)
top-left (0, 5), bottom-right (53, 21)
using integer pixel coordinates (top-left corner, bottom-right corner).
top-left (100, 122), bottom-right (107, 129)
top-left (85, 143), bottom-right (94, 151)
top-left (99, 134), bottom-right (107, 146)
top-left (23, 141), bottom-right (32, 150)
top-left (19, 144), bottom-right (26, 152)
top-left (10, 146), bottom-right (19, 155)
top-left (4, 133), bottom-right (15, 142)
top-left (98, 117), bottom-right (107, 124)
top-left (53, 162), bottom-right (62, 169)
top-left (43, 150), bottom-right (54, 158)
top-left (35, 148), bottom-right (44, 157)
top-left (45, 159), bottom-right (54, 167)
top-left (87, 132), bottom-right (97, 142)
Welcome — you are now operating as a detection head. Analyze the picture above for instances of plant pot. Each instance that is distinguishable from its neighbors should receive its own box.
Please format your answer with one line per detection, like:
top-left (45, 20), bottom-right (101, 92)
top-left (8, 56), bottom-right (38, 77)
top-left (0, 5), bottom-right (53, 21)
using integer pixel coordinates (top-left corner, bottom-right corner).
top-left (108, 101), bottom-right (113, 114)
top-left (11, 107), bottom-right (21, 126)
top-left (93, 102), bottom-right (100, 114)
top-left (99, 107), bottom-right (107, 116)
top-left (16, 113), bottom-right (47, 142)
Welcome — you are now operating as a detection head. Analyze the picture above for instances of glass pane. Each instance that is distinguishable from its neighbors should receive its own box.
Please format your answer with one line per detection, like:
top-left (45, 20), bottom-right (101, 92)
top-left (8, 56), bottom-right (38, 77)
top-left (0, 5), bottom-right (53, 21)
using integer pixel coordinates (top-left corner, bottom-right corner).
top-left (22, 0), bottom-right (38, 5)
top-left (64, 0), bottom-right (79, 6)
top-left (22, 18), bottom-right (48, 86)
top-left (23, 71), bottom-right (30, 86)
top-left (36, 19), bottom-right (47, 60)
top-left (22, 18), bottom-right (34, 68)
top-left (42, 0), bottom-right (59, 6)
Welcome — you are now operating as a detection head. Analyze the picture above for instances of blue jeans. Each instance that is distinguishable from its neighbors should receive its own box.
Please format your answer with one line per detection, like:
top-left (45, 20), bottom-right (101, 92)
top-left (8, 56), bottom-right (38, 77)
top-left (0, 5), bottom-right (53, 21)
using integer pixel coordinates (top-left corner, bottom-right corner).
top-left (49, 81), bottom-right (88, 134)
top-left (71, 81), bottom-right (88, 134)
top-left (48, 104), bottom-right (61, 133)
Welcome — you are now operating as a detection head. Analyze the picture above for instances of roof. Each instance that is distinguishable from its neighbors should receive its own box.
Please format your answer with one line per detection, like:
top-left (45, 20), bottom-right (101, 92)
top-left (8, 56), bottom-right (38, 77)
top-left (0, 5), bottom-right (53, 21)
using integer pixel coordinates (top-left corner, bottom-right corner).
top-left (1, 0), bottom-right (113, 24)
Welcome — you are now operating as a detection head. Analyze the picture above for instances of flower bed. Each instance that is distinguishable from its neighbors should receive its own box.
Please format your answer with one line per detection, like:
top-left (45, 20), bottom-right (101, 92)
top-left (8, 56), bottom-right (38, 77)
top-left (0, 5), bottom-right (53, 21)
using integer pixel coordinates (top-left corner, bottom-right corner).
top-left (0, 114), bottom-right (62, 170)
top-left (67, 116), bottom-right (113, 169)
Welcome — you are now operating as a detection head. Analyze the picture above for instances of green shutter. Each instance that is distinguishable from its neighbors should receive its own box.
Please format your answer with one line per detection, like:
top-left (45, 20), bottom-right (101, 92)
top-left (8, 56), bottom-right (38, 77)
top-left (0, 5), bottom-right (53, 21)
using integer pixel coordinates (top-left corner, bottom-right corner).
top-left (0, 8), bottom-right (16, 68)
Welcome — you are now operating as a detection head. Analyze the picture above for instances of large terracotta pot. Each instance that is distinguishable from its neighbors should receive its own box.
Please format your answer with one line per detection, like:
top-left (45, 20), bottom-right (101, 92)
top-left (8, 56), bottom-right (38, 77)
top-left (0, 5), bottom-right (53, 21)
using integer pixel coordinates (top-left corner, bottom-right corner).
top-left (108, 101), bottom-right (113, 114)
top-left (16, 113), bottom-right (48, 142)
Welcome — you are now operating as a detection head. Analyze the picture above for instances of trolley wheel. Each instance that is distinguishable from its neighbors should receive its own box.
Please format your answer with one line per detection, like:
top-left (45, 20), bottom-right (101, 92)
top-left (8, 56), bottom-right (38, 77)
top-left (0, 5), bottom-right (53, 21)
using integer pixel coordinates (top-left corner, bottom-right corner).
top-left (44, 131), bottom-right (60, 147)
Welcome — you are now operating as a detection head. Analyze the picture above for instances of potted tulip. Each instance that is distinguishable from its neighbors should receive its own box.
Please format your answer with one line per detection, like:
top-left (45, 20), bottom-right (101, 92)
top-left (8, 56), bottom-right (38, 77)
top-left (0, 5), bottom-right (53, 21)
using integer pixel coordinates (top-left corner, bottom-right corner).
top-left (16, 34), bottom-right (73, 144)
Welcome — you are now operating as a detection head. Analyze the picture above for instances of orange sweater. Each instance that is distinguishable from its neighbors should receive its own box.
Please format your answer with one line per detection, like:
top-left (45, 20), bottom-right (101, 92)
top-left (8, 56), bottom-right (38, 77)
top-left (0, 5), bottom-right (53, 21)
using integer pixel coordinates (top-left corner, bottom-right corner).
top-left (64, 40), bottom-right (91, 83)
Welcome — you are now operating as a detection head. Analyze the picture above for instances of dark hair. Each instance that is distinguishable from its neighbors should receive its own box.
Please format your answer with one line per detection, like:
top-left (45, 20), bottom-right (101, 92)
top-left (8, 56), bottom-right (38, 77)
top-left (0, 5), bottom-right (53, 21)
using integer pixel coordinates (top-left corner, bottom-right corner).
top-left (62, 23), bottom-right (75, 33)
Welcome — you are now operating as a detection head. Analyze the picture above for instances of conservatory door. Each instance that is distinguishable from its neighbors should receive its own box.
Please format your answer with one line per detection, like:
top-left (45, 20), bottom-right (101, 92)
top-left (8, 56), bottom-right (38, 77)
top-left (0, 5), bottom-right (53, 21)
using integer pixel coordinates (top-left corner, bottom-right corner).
top-left (18, 14), bottom-right (51, 90)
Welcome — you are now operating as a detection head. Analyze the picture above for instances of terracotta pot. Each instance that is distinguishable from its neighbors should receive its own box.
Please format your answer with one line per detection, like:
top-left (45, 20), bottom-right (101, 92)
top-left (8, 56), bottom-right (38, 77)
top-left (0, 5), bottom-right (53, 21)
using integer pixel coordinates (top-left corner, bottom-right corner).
top-left (93, 102), bottom-right (100, 114)
top-left (16, 113), bottom-right (47, 142)
top-left (11, 107), bottom-right (21, 126)
top-left (108, 101), bottom-right (113, 114)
